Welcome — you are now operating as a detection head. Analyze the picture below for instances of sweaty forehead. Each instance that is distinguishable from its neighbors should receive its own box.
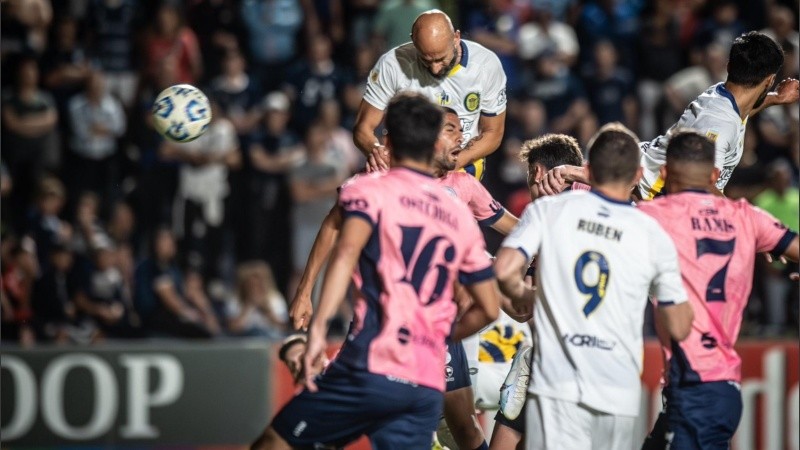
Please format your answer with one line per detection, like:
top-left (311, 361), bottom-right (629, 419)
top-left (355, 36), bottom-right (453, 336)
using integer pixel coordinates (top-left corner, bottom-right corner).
top-left (443, 113), bottom-right (460, 127)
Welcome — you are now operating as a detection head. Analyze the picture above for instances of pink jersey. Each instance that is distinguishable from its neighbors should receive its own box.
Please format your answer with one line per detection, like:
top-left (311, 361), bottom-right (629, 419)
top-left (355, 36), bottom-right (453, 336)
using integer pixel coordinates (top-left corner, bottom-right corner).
top-left (438, 171), bottom-right (505, 226)
top-left (336, 167), bottom-right (495, 391)
top-left (638, 190), bottom-right (796, 383)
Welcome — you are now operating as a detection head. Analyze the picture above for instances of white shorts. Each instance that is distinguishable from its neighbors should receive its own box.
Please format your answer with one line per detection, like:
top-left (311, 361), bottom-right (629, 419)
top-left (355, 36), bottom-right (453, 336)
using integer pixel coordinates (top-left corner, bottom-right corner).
top-left (525, 395), bottom-right (635, 450)
top-left (469, 361), bottom-right (509, 410)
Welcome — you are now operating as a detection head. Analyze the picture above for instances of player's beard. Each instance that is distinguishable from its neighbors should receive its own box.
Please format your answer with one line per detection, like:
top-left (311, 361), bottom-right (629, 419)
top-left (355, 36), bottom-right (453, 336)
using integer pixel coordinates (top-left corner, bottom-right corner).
top-left (431, 45), bottom-right (459, 79)
top-left (752, 84), bottom-right (771, 109)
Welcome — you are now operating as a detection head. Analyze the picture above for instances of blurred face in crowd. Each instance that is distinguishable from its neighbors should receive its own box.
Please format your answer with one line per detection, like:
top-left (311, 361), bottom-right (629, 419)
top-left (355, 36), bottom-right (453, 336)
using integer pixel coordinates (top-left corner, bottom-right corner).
top-left (154, 230), bottom-right (176, 262)
top-left (18, 59), bottom-right (39, 89)
top-left (57, 18), bottom-right (78, 50)
top-left (87, 71), bottom-right (106, 100)
top-left (305, 123), bottom-right (331, 157)
top-left (109, 202), bottom-right (135, 241)
top-left (318, 99), bottom-right (341, 128)
top-left (96, 247), bottom-right (116, 271)
top-left (594, 41), bottom-right (617, 72)
top-left (52, 249), bottom-right (73, 272)
top-left (157, 6), bottom-right (181, 37)
top-left (309, 35), bottom-right (332, 64)
top-left (223, 52), bottom-right (246, 77)
top-left (243, 272), bottom-right (265, 301)
top-left (433, 112), bottom-right (464, 173)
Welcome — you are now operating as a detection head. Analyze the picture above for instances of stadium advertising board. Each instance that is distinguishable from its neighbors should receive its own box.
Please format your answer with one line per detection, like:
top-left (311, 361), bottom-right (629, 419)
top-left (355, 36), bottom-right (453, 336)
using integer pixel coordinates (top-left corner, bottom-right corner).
top-left (1, 340), bottom-right (271, 446)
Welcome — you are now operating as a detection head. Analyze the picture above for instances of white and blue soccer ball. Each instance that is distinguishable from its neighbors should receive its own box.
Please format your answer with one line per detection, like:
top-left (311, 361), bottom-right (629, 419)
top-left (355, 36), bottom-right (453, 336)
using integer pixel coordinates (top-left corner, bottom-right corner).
top-left (152, 84), bottom-right (211, 143)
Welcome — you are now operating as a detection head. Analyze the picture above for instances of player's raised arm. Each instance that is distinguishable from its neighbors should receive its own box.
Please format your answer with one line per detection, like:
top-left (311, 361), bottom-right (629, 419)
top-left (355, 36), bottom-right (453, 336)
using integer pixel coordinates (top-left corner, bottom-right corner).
top-left (353, 100), bottom-right (389, 171)
top-left (289, 203), bottom-right (343, 331)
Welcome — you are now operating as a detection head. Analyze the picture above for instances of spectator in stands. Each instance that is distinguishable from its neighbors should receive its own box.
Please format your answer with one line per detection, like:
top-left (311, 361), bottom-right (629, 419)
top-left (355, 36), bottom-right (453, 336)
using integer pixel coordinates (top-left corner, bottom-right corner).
top-left (318, 98), bottom-right (363, 177)
top-left (754, 159), bottom-right (799, 335)
top-left (518, 4), bottom-right (579, 68)
top-left (143, 3), bottom-right (203, 86)
top-left (240, 0), bottom-right (304, 92)
top-left (209, 50), bottom-right (263, 142)
top-left (663, 42), bottom-right (728, 121)
top-left (67, 70), bottom-right (127, 210)
top-left (524, 49), bottom-right (597, 146)
top-left (284, 34), bottom-right (348, 135)
top-left (186, 0), bottom-right (245, 83)
top-left (761, 4), bottom-right (799, 51)
top-left (134, 227), bottom-right (215, 338)
top-left (576, 0), bottom-right (641, 69)
top-left (340, 44), bottom-right (377, 129)
top-left (0, 0), bottom-right (52, 57)
top-left (85, 0), bottom-right (139, 108)
top-left (27, 177), bottom-right (71, 275)
top-left (636, 0), bottom-right (684, 139)
top-left (183, 269), bottom-right (222, 336)
top-left (288, 121), bottom-right (346, 297)
top-left (31, 240), bottom-right (78, 343)
top-left (41, 16), bottom-right (91, 131)
top-left (243, 91), bottom-right (301, 294)
top-left (75, 234), bottom-right (139, 339)
top-left (583, 40), bottom-right (637, 130)
top-left (161, 99), bottom-right (240, 282)
top-left (755, 40), bottom-right (799, 165)
top-left (371, 0), bottom-right (434, 52)
top-left (467, 0), bottom-right (524, 93)
top-left (1, 235), bottom-right (39, 346)
top-left (692, 0), bottom-right (746, 51)
top-left (2, 55), bottom-right (60, 228)
top-left (226, 261), bottom-right (288, 338)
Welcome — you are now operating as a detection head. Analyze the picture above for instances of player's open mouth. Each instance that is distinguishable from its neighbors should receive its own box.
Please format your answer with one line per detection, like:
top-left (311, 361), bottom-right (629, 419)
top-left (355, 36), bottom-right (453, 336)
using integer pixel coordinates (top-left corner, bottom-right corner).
top-left (449, 147), bottom-right (461, 160)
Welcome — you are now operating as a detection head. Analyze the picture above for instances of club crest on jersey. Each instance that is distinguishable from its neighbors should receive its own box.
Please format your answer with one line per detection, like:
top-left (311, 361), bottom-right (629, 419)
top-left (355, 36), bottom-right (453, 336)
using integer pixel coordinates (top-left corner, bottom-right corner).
top-left (464, 92), bottom-right (480, 112)
top-left (436, 90), bottom-right (452, 106)
top-left (706, 129), bottom-right (719, 142)
top-left (370, 70), bottom-right (379, 84)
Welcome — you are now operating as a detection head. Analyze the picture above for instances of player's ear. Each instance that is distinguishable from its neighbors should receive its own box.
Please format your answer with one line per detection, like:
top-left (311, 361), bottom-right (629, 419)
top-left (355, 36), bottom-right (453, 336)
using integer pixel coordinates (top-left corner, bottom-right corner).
top-left (659, 165), bottom-right (668, 182)
top-left (711, 167), bottom-right (720, 186)
top-left (454, 29), bottom-right (461, 42)
top-left (632, 166), bottom-right (644, 186)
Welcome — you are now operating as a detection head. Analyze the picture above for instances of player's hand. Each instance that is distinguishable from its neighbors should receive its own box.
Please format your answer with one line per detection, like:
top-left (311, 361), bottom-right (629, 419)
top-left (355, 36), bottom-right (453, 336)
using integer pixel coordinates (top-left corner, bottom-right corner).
top-left (539, 165), bottom-right (584, 196)
top-left (365, 144), bottom-right (389, 173)
top-left (762, 252), bottom-right (788, 265)
top-left (303, 323), bottom-right (327, 392)
top-left (790, 272), bottom-right (799, 281)
top-left (772, 78), bottom-right (799, 105)
top-left (289, 291), bottom-right (313, 331)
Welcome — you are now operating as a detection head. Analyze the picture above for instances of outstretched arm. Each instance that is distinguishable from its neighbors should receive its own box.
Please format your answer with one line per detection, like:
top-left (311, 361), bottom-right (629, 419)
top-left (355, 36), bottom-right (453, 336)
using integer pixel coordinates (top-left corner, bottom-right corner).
top-left (304, 216), bottom-right (371, 391)
top-left (353, 100), bottom-right (389, 172)
top-left (289, 204), bottom-right (343, 331)
top-left (751, 78), bottom-right (799, 117)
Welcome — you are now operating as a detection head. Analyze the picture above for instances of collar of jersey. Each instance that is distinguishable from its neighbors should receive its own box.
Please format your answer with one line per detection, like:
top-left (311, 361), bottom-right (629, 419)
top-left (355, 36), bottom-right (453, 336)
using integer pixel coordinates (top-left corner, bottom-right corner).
top-left (716, 83), bottom-right (742, 119)
top-left (448, 41), bottom-right (469, 77)
top-left (395, 166), bottom-right (435, 178)
top-left (590, 189), bottom-right (633, 206)
top-left (678, 188), bottom-right (711, 194)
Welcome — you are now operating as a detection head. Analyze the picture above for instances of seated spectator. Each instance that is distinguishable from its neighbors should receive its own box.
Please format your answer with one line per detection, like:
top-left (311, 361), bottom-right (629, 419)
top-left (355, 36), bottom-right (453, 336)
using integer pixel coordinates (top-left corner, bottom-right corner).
top-left (518, 5), bottom-right (579, 68)
top-left (209, 50), bottom-right (263, 140)
top-left (226, 261), bottom-right (288, 339)
top-left (75, 235), bottom-right (140, 339)
top-left (663, 42), bottom-right (727, 120)
top-left (371, 0), bottom-right (432, 51)
top-left (1, 235), bottom-right (38, 346)
top-left (318, 99), bottom-right (363, 177)
top-left (143, 3), bottom-right (202, 86)
top-left (31, 240), bottom-right (79, 343)
top-left (85, 0), bottom-right (139, 108)
top-left (2, 55), bottom-right (60, 225)
top-left (42, 16), bottom-right (91, 126)
top-left (27, 177), bottom-right (72, 274)
top-left (183, 269), bottom-right (223, 336)
top-left (133, 227), bottom-right (215, 338)
top-left (67, 70), bottom-right (126, 210)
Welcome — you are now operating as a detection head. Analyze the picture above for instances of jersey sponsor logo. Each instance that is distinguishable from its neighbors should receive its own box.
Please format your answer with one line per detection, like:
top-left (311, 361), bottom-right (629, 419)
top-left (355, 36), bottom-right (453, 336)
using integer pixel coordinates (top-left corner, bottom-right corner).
top-left (706, 129), bottom-right (720, 142)
top-left (436, 90), bottom-right (452, 106)
top-left (464, 92), bottom-right (480, 112)
top-left (460, 118), bottom-right (475, 132)
top-left (445, 365), bottom-right (455, 382)
top-left (561, 333), bottom-right (616, 350)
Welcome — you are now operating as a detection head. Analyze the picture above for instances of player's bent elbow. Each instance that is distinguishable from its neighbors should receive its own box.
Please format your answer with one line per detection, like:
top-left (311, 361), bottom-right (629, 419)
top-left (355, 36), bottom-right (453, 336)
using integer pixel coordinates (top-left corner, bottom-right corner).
top-left (667, 302), bottom-right (694, 342)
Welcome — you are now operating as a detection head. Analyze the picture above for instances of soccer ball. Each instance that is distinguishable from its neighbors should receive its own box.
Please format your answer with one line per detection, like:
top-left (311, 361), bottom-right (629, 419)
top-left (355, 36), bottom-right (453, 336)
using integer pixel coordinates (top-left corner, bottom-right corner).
top-left (152, 84), bottom-right (211, 143)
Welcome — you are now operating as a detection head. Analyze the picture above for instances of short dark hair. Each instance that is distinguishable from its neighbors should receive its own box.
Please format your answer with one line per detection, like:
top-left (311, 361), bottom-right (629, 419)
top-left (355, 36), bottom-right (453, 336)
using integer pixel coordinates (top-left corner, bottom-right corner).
top-left (665, 130), bottom-right (715, 165)
top-left (519, 134), bottom-right (584, 169)
top-left (385, 93), bottom-right (443, 163)
top-left (587, 123), bottom-right (640, 184)
top-left (442, 106), bottom-right (459, 117)
top-left (727, 31), bottom-right (783, 86)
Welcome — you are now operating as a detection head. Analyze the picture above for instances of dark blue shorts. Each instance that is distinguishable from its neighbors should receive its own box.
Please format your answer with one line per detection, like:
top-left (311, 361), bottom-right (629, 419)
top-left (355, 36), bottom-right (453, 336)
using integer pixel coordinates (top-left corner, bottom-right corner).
top-left (271, 362), bottom-right (443, 450)
top-left (494, 402), bottom-right (526, 435)
top-left (642, 381), bottom-right (742, 450)
top-left (445, 339), bottom-right (471, 392)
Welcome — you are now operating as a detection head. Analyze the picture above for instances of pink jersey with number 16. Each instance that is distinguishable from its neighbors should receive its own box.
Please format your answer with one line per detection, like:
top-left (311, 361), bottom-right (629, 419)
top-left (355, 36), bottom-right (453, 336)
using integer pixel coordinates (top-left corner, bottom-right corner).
top-left (638, 190), bottom-right (796, 384)
top-left (335, 167), bottom-right (495, 392)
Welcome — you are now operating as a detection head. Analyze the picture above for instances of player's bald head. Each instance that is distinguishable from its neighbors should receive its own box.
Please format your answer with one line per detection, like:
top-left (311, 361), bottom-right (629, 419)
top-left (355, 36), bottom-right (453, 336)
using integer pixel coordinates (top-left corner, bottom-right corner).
top-left (412, 10), bottom-right (461, 78)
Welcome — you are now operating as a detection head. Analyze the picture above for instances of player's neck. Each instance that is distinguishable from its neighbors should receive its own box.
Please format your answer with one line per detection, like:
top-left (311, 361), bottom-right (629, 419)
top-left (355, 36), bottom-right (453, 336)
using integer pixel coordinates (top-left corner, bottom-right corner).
top-left (667, 181), bottom-right (711, 194)
top-left (593, 184), bottom-right (633, 203)
top-left (723, 81), bottom-right (761, 120)
top-left (395, 159), bottom-right (436, 176)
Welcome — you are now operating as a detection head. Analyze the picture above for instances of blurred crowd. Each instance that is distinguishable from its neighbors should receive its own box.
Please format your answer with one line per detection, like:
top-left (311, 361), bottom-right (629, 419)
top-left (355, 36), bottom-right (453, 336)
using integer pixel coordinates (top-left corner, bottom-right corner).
top-left (1, 0), bottom-right (798, 346)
